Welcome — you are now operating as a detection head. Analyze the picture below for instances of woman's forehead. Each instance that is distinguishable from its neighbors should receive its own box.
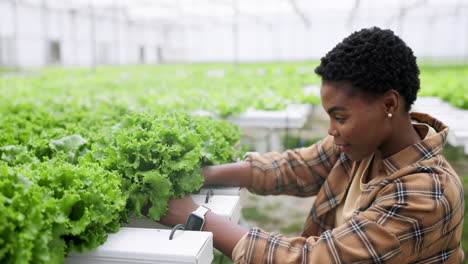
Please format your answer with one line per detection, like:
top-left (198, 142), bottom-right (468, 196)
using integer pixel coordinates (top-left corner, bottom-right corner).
top-left (320, 81), bottom-right (372, 111)
top-left (320, 81), bottom-right (354, 102)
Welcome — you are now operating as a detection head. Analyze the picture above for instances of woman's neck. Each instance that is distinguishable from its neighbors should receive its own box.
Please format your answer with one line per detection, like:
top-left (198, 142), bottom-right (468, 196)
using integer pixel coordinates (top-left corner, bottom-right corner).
top-left (379, 115), bottom-right (421, 159)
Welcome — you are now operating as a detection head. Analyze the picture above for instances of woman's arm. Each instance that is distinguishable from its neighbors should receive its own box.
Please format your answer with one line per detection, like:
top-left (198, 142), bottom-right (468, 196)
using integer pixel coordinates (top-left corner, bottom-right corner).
top-left (203, 136), bottom-right (338, 197)
top-left (202, 161), bottom-right (252, 187)
top-left (203, 211), bottom-right (248, 257)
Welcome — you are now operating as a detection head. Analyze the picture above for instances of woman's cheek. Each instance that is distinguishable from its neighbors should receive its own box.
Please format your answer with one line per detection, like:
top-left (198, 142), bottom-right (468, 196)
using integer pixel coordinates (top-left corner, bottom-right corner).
top-left (340, 124), bottom-right (356, 141)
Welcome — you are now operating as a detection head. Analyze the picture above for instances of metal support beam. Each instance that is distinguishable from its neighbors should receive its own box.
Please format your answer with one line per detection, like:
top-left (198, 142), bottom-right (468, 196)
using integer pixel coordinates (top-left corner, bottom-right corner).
top-left (288, 0), bottom-right (311, 28)
top-left (346, 0), bottom-right (360, 29)
top-left (232, 0), bottom-right (239, 66)
top-left (205, 0), bottom-right (274, 27)
top-left (385, 0), bottom-right (428, 31)
top-left (113, 0), bottom-right (120, 65)
top-left (41, 0), bottom-right (48, 65)
top-left (89, 1), bottom-right (96, 69)
top-left (12, 0), bottom-right (19, 69)
top-left (69, 8), bottom-right (78, 66)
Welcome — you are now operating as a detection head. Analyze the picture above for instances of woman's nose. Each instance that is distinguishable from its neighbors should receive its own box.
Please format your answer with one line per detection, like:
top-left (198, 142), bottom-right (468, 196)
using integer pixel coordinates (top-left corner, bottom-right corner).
top-left (328, 123), bottom-right (339, 137)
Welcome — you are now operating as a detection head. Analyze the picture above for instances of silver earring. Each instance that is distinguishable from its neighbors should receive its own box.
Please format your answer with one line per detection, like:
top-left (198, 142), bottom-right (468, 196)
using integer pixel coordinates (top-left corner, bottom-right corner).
top-left (387, 113), bottom-right (393, 118)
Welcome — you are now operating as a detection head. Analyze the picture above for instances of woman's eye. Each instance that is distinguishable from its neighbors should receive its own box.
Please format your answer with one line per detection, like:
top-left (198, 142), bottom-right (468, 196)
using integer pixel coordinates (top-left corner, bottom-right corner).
top-left (334, 116), bottom-right (346, 122)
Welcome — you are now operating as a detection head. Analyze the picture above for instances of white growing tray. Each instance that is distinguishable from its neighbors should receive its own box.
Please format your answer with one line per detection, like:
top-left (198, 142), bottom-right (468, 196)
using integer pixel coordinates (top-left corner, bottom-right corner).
top-left (65, 227), bottom-right (214, 264)
top-left (227, 104), bottom-right (312, 129)
top-left (198, 186), bottom-right (242, 196)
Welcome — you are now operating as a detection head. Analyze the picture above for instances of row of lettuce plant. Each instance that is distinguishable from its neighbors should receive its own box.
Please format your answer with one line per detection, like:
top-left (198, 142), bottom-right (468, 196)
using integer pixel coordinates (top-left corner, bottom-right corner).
top-left (0, 62), bottom-right (321, 118)
top-left (1, 63), bottom-right (467, 117)
top-left (0, 100), bottom-right (241, 264)
top-left (419, 65), bottom-right (468, 109)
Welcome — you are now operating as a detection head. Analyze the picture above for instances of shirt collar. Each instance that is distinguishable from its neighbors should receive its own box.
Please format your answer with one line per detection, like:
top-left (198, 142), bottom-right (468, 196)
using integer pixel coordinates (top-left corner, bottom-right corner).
top-left (381, 112), bottom-right (448, 175)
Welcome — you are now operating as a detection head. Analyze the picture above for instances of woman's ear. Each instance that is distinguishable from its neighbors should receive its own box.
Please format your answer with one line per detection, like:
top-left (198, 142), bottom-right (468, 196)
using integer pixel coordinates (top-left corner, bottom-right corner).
top-left (382, 89), bottom-right (400, 115)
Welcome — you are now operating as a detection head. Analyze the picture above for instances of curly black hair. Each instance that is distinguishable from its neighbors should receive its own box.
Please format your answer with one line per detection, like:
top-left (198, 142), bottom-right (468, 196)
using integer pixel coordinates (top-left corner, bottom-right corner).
top-left (315, 27), bottom-right (420, 112)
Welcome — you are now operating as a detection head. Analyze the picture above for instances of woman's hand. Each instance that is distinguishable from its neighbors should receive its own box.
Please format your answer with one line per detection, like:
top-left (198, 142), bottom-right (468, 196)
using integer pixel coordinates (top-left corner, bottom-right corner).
top-left (159, 193), bottom-right (249, 258)
top-left (158, 195), bottom-right (199, 227)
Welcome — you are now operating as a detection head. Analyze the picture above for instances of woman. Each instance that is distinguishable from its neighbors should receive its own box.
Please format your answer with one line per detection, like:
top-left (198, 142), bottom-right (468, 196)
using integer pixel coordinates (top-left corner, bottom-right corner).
top-left (159, 27), bottom-right (464, 263)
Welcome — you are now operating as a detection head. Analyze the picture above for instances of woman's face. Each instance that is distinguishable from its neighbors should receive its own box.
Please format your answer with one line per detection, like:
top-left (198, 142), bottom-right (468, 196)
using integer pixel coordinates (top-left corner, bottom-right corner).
top-left (320, 80), bottom-right (389, 161)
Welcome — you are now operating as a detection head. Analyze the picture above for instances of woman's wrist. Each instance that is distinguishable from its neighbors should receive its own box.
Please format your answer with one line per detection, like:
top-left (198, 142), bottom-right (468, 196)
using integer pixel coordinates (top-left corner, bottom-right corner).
top-left (202, 211), bottom-right (249, 257)
top-left (159, 196), bottom-right (199, 227)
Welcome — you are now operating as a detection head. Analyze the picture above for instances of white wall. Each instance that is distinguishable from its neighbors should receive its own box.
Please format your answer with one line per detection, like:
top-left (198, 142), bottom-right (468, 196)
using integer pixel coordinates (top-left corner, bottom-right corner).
top-left (178, 7), bottom-right (468, 63)
top-left (0, 1), bottom-right (165, 68)
top-left (0, 1), bottom-right (467, 68)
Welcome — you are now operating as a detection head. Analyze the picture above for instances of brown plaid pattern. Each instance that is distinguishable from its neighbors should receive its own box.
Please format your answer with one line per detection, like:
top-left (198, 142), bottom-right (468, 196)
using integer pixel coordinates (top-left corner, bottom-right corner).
top-left (235, 112), bottom-right (464, 263)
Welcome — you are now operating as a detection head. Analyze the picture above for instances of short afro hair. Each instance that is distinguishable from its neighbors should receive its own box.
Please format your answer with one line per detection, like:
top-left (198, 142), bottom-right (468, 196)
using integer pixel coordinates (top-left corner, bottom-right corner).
top-left (315, 27), bottom-right (420, 112)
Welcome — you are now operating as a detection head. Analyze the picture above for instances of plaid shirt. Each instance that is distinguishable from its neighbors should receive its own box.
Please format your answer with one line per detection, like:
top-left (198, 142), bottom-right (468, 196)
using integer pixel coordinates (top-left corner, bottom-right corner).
top-left (234, 112), bottom-right (464, 263)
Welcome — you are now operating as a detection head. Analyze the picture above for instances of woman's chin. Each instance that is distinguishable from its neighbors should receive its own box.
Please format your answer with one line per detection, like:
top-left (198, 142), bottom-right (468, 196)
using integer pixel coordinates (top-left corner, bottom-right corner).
top-left (344, 151), bottom-right (369, 162)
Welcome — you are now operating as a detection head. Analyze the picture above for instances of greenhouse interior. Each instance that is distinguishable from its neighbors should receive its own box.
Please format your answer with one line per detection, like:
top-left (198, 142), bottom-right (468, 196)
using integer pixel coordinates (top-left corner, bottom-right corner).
top-left (1, 0), bottom-right (468, 263)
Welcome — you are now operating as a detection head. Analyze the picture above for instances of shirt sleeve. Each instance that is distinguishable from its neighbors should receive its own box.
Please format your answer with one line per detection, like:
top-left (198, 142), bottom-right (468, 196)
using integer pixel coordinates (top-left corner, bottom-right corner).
top-left (233, 172), bottom-right (464, 263)
top-left (234, 221), bottom-right (402, 264)
top-left (232, 233), bottom-right (249, 263)
top-left (244, 135), bottom-right (338, 196)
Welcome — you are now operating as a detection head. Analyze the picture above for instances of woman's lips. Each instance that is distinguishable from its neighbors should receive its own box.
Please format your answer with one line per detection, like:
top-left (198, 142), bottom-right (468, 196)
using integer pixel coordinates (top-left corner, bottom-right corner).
top-left (336, 144), bottom-right (351, 152)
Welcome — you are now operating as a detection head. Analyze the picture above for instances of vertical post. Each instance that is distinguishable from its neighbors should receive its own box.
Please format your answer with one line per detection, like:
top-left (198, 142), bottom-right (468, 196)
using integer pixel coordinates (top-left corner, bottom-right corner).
top-left (346, 0), bottom-right (361, 30)
top-left (155, 21), bottom-right (160, 64)
top-left (113, 0), bottom-right (119, 65)
top-left (232, 0), bottom-right (239, 70)
top-left (397, 0), bottom-right (408, 36)
top-left (397, 10), bottom-right (404, 36)
top-left (41, 0), bottom-right (48, 66)
top-left (127, 18), bottom-right (132, 65)
top-left (269, 24), bottom-right (279, 61)
top-left (69, 8), bottom-right (77, 66)
top-left (181, 25), bottom-right (186, 63)
top-left (59, 1), bottom-right (64, 66)
top-left (269, 129), bottom-right (283, 152)
top-left (254, 129), bottom-right (268, 154)
top-left (463, 6), bottom-right (468, 63)
top-left (89, 1), bottom-right (96, 69)
top-left (12, 0), bottom-right (19, 70)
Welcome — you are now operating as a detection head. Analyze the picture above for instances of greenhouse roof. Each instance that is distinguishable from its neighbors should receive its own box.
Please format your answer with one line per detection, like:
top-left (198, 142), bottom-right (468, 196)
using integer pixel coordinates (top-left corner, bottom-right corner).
top-left (17, 0), bottom-right (468, 26)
